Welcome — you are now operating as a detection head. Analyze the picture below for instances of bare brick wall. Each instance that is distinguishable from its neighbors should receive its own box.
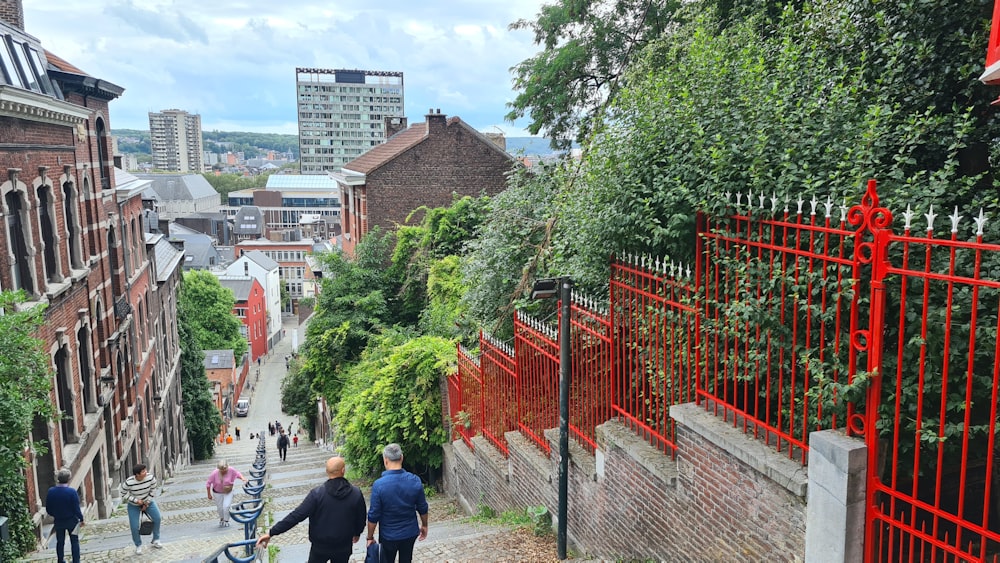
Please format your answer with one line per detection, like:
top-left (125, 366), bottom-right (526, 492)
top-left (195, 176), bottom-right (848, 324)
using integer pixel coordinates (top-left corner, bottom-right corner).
top-left (365, 123), bottom-right (513, 232)
top-left (0, 0), bottom-right (23, 29)
top-left (443, 417), bottom-right (807, 560)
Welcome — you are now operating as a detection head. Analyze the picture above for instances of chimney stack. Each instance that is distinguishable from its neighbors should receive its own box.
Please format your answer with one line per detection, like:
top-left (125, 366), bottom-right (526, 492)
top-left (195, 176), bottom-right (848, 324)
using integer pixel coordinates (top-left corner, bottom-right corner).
top-left (0, 0), bottom-right (23, 30)
top-left (384, 116), bottom-right (408, 138)
top-left (425, 108), bottom-right (447, 135)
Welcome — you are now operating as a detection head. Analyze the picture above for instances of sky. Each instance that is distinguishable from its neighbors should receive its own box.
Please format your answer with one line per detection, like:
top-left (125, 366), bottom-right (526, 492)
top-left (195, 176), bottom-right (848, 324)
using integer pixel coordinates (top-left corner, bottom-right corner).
top-left (23, 0), bottom-right (550, 136)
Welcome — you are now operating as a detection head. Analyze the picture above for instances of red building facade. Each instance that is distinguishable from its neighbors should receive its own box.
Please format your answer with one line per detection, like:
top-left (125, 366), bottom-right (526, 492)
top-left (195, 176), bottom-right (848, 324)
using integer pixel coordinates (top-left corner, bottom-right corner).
top-left (0, 1), bottom-right (187, 537)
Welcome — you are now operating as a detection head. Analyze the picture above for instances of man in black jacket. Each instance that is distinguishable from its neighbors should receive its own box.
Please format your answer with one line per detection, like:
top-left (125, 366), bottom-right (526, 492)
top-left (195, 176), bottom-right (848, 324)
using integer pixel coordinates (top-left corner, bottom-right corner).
top-left (277, 430), bottom-right (290, 461)
top-left (256, 457), bottom-right (366, 563)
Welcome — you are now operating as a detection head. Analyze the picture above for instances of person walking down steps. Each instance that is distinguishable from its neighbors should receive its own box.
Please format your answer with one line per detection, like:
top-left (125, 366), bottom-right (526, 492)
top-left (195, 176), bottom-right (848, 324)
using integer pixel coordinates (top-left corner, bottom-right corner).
top-left (277, 430), bottom-right (290, 461)
top-left (46, 468), bottom-right (84, 563)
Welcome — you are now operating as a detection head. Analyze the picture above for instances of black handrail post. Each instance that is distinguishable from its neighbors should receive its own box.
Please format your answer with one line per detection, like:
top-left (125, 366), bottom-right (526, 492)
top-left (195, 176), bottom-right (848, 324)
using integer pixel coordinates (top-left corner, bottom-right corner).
top-left (557, 277), bottom-right (571, 560)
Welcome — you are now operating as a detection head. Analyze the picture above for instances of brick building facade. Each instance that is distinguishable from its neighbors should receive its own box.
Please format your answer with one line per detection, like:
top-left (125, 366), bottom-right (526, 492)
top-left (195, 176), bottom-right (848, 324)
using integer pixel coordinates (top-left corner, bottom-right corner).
top-left (331, 110), bottom-right (516, 256)
top-left (0, 2), bottom-right (187, 540)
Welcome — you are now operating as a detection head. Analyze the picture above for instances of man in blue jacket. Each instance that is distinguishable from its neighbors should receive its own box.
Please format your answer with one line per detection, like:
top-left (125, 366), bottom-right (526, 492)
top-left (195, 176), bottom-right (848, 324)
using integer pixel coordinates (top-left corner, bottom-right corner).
top-left (365, 444), bottom-right (429, 563)
top-left (256, 457), bottom-right (366, 563)
top-left (45, 469), bottom-right (84, 563)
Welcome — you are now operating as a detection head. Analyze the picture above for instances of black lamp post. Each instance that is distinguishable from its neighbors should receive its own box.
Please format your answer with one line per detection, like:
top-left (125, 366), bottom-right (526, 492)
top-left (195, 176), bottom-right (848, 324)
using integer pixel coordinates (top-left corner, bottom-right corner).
top-left (531, 276), bottom-right (572, 560)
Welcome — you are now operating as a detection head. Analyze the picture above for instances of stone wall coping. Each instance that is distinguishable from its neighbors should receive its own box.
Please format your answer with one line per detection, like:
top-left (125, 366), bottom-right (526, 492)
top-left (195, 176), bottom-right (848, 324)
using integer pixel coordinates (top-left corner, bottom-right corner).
top-left (670, 403), bottom-right (808, 497)
top-left (452, 438), bottom-right (478, 475)
top-left (543, 428), bottom-right (598, 481)
top-left (506, 431), bottom-right (553, 483)
top-left (596, 419), bottom-right (677, 487)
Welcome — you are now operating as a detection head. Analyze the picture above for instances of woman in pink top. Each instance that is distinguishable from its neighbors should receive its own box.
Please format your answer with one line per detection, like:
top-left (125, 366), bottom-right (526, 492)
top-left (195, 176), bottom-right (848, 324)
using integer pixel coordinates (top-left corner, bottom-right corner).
top-left (206, 459), bottom-right (245, 527)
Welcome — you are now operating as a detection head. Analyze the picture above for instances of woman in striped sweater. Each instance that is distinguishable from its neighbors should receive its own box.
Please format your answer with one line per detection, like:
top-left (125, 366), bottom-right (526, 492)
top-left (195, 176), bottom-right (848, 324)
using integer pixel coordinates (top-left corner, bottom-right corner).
top-left (119, 464), bottom-right (164, 554)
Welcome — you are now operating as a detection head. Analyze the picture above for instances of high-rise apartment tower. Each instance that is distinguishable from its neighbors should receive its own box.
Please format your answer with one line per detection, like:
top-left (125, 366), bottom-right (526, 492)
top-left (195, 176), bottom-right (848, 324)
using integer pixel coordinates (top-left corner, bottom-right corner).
top-left (295, 68), bottom-right (404, 174)
top-left (148, 109), bottom-right (204, 173)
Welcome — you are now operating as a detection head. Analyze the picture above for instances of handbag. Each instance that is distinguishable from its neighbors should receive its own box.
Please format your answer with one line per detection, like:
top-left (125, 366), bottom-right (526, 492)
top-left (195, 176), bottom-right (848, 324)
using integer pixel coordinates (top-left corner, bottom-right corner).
top-left (139, 512), bottom-right (154, 535)
top-left (365, 542), bottom-right (381, 563)
top-left (222, 483), bottom-right (234, 494)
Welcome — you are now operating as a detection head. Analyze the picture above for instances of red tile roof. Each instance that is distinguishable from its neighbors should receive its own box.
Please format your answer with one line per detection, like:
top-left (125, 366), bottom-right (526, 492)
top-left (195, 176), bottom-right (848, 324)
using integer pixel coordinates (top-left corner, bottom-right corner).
top-left (344, 116), bottom-right (463, 175)
top-left (43, 49), bottom-right (88, 75)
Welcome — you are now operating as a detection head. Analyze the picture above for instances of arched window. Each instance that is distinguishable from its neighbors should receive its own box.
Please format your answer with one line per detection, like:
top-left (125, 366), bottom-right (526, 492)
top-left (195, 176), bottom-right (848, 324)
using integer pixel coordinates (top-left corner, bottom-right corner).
top-left (4, 179), bottom-right (35, 295)
top-left (36, 181), bottom-right (63, 284)
top-left (95, 118), bottom-right (110, 191)
top-left (63, 177), bottom-right (83, 269)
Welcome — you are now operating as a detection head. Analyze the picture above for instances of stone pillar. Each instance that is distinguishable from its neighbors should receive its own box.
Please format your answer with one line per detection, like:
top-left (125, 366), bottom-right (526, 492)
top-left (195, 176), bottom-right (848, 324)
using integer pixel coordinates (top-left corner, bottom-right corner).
top-left (805, 429), bottom-right (867, 563)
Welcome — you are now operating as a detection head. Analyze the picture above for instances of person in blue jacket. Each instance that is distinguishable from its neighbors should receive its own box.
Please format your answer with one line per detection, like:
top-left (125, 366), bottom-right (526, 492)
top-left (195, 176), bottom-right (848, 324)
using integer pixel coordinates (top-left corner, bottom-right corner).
top-left (45, 469), bottom-right (84, 563)
top-left (365, 444), bottom-right (429, 563)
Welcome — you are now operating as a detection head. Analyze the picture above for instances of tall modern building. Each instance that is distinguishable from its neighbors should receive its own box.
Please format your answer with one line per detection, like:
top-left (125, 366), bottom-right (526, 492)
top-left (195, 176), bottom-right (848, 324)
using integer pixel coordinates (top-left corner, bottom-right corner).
top-left (295, 68), bottom-right (404, 174)
top-left (148, 109), bottom-right (204, 173)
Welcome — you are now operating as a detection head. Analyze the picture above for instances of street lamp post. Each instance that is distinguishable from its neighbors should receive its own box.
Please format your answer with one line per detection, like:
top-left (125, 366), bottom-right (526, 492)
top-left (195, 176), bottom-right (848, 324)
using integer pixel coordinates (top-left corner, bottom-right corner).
top-left (531, 276), bottom-right (572, 560)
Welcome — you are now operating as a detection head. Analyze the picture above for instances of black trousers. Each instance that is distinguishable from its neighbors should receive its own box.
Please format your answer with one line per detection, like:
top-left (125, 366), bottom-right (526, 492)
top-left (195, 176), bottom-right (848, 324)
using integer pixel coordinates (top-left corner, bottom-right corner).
top-left (307, 544), bottom-right (351, 563)
top-left (278, 446), bottom-right (287, 460)
top-left (379, 536), bottom-right (417, 563)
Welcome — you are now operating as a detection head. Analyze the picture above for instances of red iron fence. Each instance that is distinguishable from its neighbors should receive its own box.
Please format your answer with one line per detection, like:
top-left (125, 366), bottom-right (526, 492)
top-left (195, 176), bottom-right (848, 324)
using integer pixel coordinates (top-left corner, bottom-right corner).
top-left (446, 180), bottom-right (1000, 561)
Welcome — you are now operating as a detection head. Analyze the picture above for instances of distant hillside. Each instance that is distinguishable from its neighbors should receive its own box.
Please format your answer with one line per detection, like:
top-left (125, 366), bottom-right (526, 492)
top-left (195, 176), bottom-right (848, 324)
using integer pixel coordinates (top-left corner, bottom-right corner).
top-left (112, 129), bottom-right (299, 159)
top-left (505, 137), bottom-right (566, 156)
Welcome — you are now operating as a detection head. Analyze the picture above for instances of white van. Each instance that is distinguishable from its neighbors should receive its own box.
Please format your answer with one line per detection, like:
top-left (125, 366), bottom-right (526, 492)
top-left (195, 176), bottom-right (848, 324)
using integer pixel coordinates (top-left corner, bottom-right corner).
top-left (235, 398), bottom-right (250, 417)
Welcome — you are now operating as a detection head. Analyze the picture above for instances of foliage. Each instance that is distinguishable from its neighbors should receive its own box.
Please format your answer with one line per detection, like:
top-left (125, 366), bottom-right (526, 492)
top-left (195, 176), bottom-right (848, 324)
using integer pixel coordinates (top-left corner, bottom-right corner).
top-left (0, 291), bottom-right (55, 560)
top-left (527, 505), bottom-right (552, 536)
top-left (178, 299), bottom-right (223, 460)
top-left (418, 255), bottom-right (470, 339)
top-left (333, 331), bottom-right (454, 480)
top-left (179, 270), bottom-right (248, 361)
top-left (202, 172), bottom-right (272, 203)
top-left (506, 0), bottom-right (683, 148)
top-left (279, 357), bottom-right (316, 441)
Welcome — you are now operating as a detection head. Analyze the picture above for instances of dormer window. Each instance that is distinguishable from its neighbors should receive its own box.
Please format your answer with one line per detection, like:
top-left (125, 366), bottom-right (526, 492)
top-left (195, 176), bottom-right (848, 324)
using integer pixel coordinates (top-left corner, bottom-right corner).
top-left (0, 33), bottom-right (60, 98)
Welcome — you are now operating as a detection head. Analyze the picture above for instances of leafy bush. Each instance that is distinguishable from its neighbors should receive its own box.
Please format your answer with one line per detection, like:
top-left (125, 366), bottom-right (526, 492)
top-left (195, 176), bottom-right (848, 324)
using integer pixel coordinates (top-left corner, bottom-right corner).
top-left (334, 331), bottom-right (454, 480)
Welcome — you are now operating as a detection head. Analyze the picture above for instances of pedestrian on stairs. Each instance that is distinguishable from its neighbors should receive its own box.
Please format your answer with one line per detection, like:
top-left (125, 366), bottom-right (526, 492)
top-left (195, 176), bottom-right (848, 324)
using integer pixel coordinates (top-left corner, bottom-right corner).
top-left (277, 430), bottom-right (290, 461)
top-left (45, 468), bottom-right (83, 563)
top-left (120, 464), bottom-right (164, 555)
top-left (206, 459), bottom-right (245, 528)
top-left (256, 457), bottom-right (366, 563)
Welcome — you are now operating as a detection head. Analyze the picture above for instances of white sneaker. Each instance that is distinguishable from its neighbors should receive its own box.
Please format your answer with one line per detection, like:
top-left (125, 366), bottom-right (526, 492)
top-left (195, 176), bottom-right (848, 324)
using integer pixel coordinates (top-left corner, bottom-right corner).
top-left (135, 545), bottom-right (143, 555)
top-left (151, 540), bottom-right (164, 549)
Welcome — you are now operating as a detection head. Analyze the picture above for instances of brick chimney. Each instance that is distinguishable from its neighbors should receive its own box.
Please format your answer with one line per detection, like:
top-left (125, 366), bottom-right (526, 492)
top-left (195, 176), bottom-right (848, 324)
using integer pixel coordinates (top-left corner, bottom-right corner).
top-left (425, 108), bottom-right (447, 135)
top-left (0, 0), bottom-right (23, 30)
top-left (384, 116), bottom-right (408, 138)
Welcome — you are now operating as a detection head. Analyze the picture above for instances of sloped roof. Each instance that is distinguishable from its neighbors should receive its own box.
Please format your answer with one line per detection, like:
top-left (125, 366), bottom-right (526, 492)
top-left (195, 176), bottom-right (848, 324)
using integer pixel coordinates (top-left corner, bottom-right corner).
top-left (342, 124), bottom-right (428, 175)
top-left (44, 50), bottom-right (87, 75)
top-left (203, 350), bottom-right (235, 370)
top-left (218, 277), bottom-right (254, 301)
top-left (242, 249), bottom-right (279, 270)
top-left (233, 206), bottom-right (264, 236)
top-left (167, 224), bottom-right (221, 270)
top-left (136, 174), bottom-right (219, 201)
top-left (147, 233), bottom-right (184, 282)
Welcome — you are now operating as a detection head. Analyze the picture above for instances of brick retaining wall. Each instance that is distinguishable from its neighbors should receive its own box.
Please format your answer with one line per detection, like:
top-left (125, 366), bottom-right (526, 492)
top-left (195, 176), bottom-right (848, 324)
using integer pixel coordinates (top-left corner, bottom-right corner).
top-left (443, 406), bottom-right (808, 561)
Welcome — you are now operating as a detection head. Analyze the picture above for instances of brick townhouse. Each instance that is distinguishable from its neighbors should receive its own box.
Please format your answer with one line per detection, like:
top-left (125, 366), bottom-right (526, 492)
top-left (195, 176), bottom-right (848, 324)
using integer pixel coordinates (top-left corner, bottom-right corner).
top-left (331, 109), bottom-right (517, 256)
top-left (0, 0), bottom-right (187, 538)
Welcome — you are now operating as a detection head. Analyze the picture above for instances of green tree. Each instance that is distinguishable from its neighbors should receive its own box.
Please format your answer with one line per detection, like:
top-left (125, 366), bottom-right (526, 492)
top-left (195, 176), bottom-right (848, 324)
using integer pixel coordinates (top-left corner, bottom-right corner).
top-left (0, 291), bottom-right (55, 560)
top-left (506, 0), bottom-right (682, 148)
top-left (334, 331), bottom-right (453, 481)
top-left (280, 356), bottom-right (316, 440)
top-left (178, 300), bottom-right (223, 460)
top-left (179, 271), bottom-right (248, 361)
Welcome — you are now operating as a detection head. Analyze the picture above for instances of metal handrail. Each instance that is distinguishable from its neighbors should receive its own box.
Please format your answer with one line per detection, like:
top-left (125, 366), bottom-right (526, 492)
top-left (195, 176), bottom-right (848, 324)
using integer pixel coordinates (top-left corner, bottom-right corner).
top-left (200, 538), bottom-right (262, 563)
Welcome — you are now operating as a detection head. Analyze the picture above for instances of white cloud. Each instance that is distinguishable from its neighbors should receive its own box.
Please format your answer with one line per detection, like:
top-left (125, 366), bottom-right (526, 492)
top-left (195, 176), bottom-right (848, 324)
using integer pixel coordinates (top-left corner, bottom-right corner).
top-left (23, 0), bottom-right (548, 137)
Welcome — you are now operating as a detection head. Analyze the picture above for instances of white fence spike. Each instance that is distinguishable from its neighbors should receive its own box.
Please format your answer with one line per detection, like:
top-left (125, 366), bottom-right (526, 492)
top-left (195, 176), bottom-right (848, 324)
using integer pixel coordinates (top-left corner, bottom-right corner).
top-left (784, 196), bottom-right (791, 214)
top-left (758, 193), bottom-right (766, 209)
top-left (902, 205), bottom-right (914, 231)
top-left (796, 197), bottom-right (805, 215)
top-left (809, 196), bottom-right (818, 216)
top-left (975, 208), bottom-right (988, 237)
top-left (686, 264), bottom-right (693, 278)
top-left (736, 192), bottom-right (744, 207)
top-left (770, 193), bottom-right (778, 212)
top-left (724, 191), bottom-right (732, 203)
top-left (824, 196), bottom-right (833, 219)
top-left (839, 201), bottom-right (848, 224)
top-left (655, 256), bottom-right (661, 271)
top-left (925, 205), bottom-right (937, 232)
top-left (950, 206), bottom-right (961, 234)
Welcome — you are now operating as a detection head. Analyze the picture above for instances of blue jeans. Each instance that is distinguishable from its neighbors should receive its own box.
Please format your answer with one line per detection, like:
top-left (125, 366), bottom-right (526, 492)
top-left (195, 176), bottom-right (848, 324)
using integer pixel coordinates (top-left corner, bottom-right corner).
top-left (126, 500), bottom-right (161, 546)
top-left (53, 520), bottom-right (80, 563)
